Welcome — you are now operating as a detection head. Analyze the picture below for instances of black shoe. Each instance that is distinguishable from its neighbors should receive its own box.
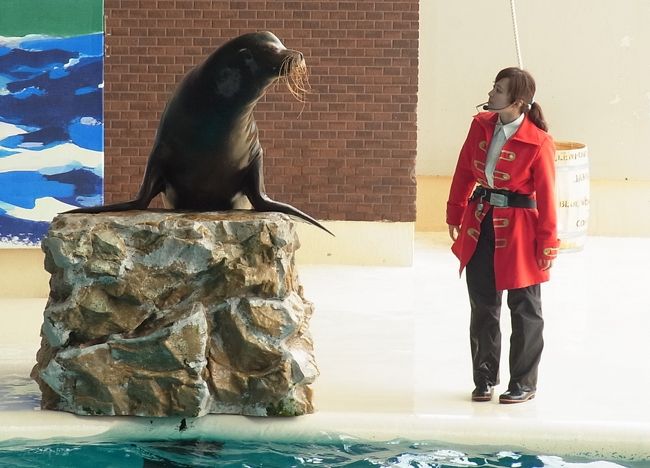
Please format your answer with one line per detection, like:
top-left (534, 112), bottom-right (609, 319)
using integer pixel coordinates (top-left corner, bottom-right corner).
top-left (471, 384), bottom-right (494, 402)
top-left (499, 388), bottom-right (536, 404)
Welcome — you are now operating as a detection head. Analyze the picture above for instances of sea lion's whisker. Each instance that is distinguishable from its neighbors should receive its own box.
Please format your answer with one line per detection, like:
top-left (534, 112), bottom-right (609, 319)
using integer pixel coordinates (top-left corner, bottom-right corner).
top-left (278, 55), bottom-right (310, 104)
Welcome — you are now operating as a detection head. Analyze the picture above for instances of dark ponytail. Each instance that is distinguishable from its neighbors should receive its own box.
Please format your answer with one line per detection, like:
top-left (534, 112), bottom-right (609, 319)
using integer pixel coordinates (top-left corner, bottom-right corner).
top-left (527, 101), bottom-right (548, 132)
top-left (495, 67), bottom-right (549, 132)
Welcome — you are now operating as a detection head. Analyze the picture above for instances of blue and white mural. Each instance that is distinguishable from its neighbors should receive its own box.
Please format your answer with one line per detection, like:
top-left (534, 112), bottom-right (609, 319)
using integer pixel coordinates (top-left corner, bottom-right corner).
top-left (0, 32), bottom-right (104, 247)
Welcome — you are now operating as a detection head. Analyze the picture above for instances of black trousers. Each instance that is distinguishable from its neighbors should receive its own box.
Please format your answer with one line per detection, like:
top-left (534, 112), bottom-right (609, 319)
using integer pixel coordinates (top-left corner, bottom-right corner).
top-left (466, 209), bottom-right (544, 392)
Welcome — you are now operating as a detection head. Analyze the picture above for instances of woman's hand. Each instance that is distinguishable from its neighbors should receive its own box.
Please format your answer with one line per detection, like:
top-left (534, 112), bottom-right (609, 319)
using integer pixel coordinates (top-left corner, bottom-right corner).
top-left (448, 224), bottom-right (460, 241)
top-left (537, 258), bottom-right (553, 271)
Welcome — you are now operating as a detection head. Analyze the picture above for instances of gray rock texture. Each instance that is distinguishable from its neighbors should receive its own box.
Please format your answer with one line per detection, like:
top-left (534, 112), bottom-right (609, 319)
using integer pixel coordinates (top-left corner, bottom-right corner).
top-left (31, 211), bottom-right (318, 417)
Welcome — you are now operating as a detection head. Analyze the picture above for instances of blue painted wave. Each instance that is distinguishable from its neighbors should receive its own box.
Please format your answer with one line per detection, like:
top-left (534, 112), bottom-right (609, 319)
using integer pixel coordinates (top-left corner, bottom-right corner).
top-left (0, 33), bottom-right (104, 246)
top-left (21, 33), bottom-right (104, 57)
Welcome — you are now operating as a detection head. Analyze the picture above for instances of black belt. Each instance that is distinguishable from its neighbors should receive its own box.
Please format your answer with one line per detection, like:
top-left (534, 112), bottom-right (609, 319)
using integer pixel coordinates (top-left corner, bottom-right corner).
top-left (470, 186), bottom-right (536, 209)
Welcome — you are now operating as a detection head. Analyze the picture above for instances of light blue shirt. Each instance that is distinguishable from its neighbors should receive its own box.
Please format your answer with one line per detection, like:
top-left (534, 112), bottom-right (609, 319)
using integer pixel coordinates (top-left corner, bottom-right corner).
top-left (485, 113), bottom-right (525, 187)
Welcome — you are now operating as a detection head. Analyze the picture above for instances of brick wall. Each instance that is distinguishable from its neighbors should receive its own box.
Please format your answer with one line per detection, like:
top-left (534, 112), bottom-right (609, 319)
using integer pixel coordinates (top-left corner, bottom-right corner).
top-left (104, 0), bottom-right (418, 222)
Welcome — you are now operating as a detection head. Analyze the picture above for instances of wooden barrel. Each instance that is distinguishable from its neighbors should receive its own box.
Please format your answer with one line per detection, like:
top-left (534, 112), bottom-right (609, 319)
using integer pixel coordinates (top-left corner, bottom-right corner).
top-left (554, 141), bottom-right (589, 252)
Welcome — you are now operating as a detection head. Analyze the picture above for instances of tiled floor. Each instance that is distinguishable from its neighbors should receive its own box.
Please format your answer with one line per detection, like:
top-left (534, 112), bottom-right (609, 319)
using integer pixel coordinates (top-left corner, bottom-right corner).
top-left (1, 232), bottom-right (650, 460)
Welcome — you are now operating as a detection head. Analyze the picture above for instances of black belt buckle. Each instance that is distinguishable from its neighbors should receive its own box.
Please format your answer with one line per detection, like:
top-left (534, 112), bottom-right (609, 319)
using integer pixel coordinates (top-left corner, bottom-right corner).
top-left (488, 192), bottom-right (508, 207)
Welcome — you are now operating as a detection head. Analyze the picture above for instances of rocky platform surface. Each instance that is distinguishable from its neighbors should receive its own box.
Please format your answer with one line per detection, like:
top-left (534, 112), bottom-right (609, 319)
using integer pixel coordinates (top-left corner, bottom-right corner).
top-left (31, 211), bottom-right (318, 417)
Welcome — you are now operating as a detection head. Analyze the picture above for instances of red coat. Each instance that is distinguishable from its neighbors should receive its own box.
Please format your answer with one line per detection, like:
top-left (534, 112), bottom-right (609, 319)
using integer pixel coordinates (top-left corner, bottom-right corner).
top-left (446, 112), bottom-right (560, 291)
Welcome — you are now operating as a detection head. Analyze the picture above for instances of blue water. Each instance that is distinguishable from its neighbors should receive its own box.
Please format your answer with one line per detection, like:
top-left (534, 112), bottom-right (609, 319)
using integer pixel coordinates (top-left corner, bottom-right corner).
top-left (0, 377), bottom-right (645, 467)
top-left (0, 34), bottom-right (103, 132)
top-left (0, 439), bottom-right (644, 468)
top-left (0, 32), bottom-right (104, 245)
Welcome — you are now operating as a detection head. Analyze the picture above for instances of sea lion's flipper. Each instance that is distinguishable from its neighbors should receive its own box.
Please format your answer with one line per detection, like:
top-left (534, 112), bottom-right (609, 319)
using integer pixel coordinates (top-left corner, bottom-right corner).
top-left (244, 156), bottom-right (334, 236)
top-left (66, 152), bottom-right (165, 214)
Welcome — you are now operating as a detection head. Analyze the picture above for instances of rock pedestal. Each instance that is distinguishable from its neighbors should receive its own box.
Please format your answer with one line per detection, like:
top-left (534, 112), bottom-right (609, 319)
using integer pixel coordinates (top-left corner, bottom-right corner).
top-left (31, 211), bottom-right (319, 417)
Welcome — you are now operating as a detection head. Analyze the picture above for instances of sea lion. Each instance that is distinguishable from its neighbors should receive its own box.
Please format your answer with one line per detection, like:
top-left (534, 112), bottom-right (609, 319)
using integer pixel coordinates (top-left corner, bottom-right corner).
top-left (69, 31), bottom-right (332, 235)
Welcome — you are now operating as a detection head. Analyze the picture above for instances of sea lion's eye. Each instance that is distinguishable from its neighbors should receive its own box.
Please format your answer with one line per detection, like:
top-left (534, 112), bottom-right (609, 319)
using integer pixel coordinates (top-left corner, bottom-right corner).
top-left (238, 48), bottom-right (253, 60)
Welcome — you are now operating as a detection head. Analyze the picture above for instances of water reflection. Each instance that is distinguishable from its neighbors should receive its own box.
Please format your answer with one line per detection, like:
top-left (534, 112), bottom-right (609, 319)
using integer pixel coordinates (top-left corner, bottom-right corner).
top-left (0, 375), bottom-right (40, 411)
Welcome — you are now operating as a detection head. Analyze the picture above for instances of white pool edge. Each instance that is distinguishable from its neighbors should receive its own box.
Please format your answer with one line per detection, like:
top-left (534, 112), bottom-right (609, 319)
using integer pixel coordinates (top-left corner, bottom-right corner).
top-left (1, 410), bottom-right (649, 462)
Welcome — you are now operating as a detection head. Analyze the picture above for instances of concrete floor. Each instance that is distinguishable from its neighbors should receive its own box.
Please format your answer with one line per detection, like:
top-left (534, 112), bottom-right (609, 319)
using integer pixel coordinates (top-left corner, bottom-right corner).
top-left (1, 232), bottom-right (650, 462)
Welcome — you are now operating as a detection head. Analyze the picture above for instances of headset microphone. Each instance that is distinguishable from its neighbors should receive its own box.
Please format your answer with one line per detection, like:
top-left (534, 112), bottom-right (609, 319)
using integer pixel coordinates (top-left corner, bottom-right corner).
top-left (480, 102), bottom-right (511, 111)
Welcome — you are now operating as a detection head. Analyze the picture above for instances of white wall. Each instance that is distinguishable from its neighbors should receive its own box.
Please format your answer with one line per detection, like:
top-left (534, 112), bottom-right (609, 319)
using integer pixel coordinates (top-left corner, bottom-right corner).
top-left (418, 0), bottom-right (650, 182)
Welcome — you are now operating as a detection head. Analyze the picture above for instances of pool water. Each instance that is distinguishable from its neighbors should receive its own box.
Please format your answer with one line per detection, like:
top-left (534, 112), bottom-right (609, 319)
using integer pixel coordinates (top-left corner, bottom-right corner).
top-left (0, 377), bottom-right (647, 467)
top-left (0, 438), bottom-right (644, 468)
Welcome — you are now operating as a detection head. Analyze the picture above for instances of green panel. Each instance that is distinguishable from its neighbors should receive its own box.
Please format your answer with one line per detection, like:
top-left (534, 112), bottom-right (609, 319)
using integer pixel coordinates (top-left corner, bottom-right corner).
top-left (0, 0), bottom-right (103, 36)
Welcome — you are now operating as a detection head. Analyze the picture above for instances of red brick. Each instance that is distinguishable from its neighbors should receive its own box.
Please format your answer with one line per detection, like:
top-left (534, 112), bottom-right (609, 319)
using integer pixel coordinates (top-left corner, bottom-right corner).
top-left (103, 0), bottom-right (418, 222)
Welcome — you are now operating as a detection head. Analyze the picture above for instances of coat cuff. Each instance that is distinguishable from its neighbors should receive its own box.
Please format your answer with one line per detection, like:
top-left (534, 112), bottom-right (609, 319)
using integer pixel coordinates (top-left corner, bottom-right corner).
top-left (446, 202), bottom-right (466, 226)
top-left (537, 239), bottom-right (560, 261)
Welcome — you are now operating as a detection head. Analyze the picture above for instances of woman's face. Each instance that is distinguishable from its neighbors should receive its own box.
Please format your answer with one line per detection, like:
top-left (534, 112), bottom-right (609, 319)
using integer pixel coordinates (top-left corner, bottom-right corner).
top-left (488, 78), bottom-right (513, 111)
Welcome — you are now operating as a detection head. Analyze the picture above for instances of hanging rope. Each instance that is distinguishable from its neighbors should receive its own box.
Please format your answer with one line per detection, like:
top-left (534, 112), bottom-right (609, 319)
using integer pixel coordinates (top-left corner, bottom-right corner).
top-left (509, 0), bottom-right (524, 69)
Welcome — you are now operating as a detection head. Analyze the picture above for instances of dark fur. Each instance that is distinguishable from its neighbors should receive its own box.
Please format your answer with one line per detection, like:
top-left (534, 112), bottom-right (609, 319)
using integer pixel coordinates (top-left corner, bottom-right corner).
top-left (68, 31), bottom-right (332, 235)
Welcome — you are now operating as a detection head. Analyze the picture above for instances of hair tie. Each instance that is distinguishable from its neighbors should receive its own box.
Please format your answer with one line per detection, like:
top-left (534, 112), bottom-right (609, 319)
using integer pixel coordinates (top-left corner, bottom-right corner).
top-left (528, 98), bottom-right (535, 110)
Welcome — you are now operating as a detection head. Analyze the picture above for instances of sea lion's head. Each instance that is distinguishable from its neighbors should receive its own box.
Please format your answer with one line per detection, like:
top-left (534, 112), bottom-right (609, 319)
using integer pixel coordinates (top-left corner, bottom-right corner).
top-left (208, 31), bottom-right (309, 102)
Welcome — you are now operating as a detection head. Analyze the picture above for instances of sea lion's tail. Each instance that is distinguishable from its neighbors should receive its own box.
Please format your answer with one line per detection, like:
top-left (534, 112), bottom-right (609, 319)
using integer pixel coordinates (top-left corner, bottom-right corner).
top-left (65, 199), bottom-right (149, 214)
top-left (65, 159), bottom-right (164, 214)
